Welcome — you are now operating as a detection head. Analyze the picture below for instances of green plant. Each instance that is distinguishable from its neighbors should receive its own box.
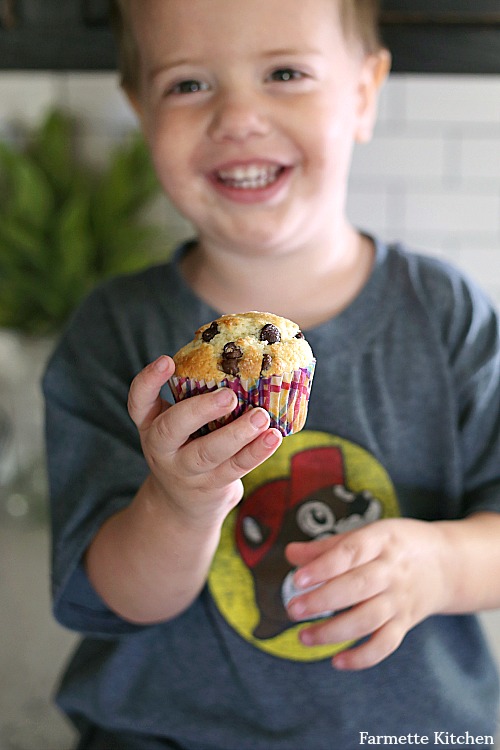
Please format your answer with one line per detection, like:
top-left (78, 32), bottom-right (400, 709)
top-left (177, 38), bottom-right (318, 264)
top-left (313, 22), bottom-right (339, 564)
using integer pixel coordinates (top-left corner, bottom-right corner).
top-left (0, 109), bottom-right (166, 335)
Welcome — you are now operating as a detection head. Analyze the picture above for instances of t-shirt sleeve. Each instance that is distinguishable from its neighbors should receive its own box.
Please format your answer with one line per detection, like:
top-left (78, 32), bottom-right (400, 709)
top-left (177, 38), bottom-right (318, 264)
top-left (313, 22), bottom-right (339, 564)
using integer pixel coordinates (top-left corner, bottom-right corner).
top-left (43, 284), bottom-right (152, 636)
top-left (445, 273), bottom-right (500, 516)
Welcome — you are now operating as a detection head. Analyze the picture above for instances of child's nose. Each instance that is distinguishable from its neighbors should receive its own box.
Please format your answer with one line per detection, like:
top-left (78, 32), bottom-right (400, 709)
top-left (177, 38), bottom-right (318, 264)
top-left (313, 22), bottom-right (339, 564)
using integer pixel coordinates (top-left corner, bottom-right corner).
top-left (208, 91), bottom-right (271, 143)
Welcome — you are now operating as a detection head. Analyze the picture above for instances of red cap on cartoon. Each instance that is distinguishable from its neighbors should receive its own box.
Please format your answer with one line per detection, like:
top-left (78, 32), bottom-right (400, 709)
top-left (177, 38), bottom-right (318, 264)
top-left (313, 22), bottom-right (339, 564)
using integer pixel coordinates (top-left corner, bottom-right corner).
top-left (236, 447), bottom-right (345, 568)
top-left (289, 447), bottom-right (345, 508)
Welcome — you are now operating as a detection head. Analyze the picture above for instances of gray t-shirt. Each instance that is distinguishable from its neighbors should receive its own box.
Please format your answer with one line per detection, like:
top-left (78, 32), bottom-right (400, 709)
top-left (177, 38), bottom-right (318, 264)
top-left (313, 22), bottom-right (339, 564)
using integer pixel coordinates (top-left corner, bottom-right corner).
top-left (44, 238), bottom-right (500, 748)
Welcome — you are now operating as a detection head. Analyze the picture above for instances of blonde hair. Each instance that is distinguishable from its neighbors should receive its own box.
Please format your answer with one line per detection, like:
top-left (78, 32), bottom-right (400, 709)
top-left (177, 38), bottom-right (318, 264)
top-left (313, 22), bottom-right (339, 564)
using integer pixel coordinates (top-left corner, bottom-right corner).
top-left (110, 0), bottom-right (383, 91)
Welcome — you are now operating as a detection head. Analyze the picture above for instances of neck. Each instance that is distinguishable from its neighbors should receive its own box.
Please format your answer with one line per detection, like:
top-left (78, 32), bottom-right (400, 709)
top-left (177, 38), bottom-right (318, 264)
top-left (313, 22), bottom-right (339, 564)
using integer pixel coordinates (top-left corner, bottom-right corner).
top-left (181, 224), bottom-right (374, 330)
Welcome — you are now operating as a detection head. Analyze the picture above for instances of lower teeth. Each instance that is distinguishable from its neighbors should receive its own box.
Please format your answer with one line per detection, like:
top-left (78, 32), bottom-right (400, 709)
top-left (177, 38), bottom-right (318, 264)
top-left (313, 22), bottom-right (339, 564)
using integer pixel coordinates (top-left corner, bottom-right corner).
top-left (225, 175), bottom-right (278, 189)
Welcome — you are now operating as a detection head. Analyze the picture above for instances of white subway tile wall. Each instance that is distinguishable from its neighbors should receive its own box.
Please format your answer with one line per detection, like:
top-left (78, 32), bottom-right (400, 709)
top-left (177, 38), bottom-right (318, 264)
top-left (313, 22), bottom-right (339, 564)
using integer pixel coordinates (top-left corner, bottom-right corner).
top-left (349, 74), bottom-right (500, 307)
top-left (0, 70), bottom-right (498, 305)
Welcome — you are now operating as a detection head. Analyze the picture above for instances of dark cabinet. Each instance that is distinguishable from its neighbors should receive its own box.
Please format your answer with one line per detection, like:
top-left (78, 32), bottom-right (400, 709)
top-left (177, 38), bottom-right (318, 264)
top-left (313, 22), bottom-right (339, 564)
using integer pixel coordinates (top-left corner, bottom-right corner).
top-left (0, 0), bottom-right (116, 71)
top-left (381, 0), bottom-right (500, 21)
top-left (0, 0), bottom-right (499, 74)
top-left (380, 0), bottom-right (500, 73)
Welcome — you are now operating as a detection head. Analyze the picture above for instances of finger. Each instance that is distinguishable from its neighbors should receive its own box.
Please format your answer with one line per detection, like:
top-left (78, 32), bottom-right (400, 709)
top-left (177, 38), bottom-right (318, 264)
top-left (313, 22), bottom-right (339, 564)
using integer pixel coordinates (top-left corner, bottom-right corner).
top-left (331, 619), bottom-right (405, 671)
top-left (148, 388), bottom-right (237, 454)
top-left (288, 559), bottom-right (388, 620)
top-left (298, 593), bottom-right (394, 648)
top-left (182, 428), bottom-right (282, 496)
top-left (288, 526), bottom-right (385, 590)
top-left (286, 536), bottom-right (344, 568)
top-left (214, 427), bottom-right (283, 486)
top-left (128, 356), bottom-right (174, 431)
top-left (179, 407), bottom-right (273, 477)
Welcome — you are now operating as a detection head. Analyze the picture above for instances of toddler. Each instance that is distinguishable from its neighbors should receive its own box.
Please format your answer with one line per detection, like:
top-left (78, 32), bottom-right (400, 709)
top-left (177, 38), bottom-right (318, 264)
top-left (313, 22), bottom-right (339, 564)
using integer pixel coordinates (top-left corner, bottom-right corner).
top-left (44, 1), bottom-right (500, 747)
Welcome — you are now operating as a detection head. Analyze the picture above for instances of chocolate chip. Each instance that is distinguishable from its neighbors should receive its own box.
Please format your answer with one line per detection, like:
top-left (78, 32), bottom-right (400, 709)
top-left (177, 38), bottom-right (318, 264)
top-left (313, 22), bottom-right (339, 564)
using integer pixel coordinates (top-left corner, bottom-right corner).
top-left (221, 359), bottom-right (240, 376)
top-left (221, 342), bottom-right (243, 376)
top-left (202, 321), bottom-right (219, 342)
top-left (260, 324), bottom-right (281, 344)
top-left (223, 342), bottom-right (243, 359)
top-left (295, 331), bottom-right (305, 339)
top-left (261, 354), bottom-right (272, 374)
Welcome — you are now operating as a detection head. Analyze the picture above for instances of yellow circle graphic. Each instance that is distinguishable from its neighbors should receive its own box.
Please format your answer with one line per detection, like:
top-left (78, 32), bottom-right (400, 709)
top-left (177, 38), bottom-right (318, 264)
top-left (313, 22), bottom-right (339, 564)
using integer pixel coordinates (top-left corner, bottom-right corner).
top-left (208, 431), bottom-right (400, 661)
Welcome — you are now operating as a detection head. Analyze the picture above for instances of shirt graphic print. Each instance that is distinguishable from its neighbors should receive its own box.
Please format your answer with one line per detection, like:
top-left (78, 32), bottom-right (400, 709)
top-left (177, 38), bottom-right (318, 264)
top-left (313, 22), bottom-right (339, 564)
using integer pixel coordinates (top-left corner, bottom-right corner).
top-left (208, 430), bottom-right (401, 661)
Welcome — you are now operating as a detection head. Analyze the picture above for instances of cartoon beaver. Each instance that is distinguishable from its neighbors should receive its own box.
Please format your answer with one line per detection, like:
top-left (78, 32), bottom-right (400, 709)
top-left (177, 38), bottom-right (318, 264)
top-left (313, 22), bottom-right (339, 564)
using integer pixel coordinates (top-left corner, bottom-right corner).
top-left (235, 446), bottom-right (382, 639)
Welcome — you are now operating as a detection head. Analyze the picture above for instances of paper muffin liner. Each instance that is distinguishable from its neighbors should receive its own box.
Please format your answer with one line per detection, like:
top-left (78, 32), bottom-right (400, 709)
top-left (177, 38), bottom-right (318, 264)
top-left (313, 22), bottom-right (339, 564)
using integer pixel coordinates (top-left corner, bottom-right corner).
top-left (168, 361), bottom-right (315, 437)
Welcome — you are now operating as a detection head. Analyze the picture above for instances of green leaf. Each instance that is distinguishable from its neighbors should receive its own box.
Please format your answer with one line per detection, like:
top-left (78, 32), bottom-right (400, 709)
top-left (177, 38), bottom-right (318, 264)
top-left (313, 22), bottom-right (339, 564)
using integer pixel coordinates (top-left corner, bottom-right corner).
top-left (53, 192), bottom-right (94, 285)
top-left (0, 266), bottom-right (66, 333)
top-left (0, 215), bottom-right (47, 272)
top-left (91, 134), bottom-right (160, 232)
top-left (96, 222), bottom-right (164, 276)
top-left (0, 143), bottom-right (54, 229)
top-left (29, 110), bottom-right (76, 196)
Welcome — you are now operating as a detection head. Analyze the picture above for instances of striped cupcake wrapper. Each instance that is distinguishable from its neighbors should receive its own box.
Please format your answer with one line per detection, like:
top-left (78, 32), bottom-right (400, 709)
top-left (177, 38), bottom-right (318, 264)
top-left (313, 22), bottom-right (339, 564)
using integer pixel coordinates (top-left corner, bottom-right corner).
top-left (168, 360), bottom-right (315, 437)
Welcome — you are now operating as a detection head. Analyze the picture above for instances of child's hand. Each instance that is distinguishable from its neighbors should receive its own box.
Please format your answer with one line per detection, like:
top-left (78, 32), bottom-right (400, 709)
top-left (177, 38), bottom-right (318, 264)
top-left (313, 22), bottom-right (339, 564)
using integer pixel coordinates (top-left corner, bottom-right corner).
top-left (127, 356), bottom-right (282, 526)
top-left (285, 518), bottom-right (451, 671)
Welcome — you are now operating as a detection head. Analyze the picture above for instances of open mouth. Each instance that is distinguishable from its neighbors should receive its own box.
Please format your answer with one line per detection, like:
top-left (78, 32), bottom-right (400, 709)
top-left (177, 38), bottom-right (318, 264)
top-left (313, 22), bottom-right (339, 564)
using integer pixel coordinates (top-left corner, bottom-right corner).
top-left (215, 163), bottom-right (285, 190)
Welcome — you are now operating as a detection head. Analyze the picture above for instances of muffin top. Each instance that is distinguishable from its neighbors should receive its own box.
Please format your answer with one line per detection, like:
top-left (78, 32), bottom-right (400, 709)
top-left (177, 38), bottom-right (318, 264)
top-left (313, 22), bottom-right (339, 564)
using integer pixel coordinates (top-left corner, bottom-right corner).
top-left (172, 311), bottom-right (314, 380)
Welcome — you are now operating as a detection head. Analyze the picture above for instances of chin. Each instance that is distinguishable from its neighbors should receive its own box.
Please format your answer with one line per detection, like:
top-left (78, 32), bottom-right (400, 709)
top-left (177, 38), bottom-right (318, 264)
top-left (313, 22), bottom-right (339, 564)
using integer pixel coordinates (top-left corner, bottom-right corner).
top-left (218, 217), bottom-right (306, 255)
top-left (228, 235), bottom-right (300, 259)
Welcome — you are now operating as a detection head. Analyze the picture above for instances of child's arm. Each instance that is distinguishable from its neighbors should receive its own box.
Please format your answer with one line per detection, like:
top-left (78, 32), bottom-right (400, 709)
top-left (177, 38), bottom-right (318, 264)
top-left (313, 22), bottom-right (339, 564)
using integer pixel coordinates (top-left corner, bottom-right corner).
top-left (285, 511), bottom-right (500, 671)
top-left (84, 355), bottom-right (282, 624)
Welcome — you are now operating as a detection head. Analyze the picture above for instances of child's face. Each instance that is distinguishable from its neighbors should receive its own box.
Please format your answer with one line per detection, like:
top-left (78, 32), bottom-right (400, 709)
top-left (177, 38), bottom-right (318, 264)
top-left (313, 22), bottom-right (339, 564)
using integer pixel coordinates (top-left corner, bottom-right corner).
top-left (128, 0), bottom-right (387, 257)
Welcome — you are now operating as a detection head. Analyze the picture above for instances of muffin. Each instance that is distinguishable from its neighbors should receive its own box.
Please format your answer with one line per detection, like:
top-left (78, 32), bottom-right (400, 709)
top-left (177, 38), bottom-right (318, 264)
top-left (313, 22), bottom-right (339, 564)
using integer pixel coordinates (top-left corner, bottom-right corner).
top-left (169, 311), bottom-right (315, 436)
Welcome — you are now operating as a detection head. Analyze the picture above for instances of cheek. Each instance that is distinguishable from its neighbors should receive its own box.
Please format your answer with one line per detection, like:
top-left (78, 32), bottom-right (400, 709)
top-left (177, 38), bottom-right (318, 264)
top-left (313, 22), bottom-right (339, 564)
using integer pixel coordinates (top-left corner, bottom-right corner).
top-left (315, 104), bottom-right (358, 175)
top-left (297, 95), bottom-right (357, 159)
top-left (148, 135), bottom-right (214, 227)
top-left (302, 127), bottom-right (354, 189)
top-left (146, 118), bottom-right (196, 198)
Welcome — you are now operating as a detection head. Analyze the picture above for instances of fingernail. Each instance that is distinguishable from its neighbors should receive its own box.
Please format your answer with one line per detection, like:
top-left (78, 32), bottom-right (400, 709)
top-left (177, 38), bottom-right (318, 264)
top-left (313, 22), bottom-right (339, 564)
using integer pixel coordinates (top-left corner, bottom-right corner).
top-left (300, 629), bottom-right (314, 646)
top-left (263, 430), bottom-right (281, 448)
top-left (215, 389), bottom-right (235, 407)
top-left (295, 572), bottom-right (311, 589)
top-left (250, 409), bottom-right (269, 429)
top-left (332, 655), bottom-right (348, 670)
top-left (154, 356), bottom-right (170, 373)
top-left (289, 598), bottom-right (306, 619)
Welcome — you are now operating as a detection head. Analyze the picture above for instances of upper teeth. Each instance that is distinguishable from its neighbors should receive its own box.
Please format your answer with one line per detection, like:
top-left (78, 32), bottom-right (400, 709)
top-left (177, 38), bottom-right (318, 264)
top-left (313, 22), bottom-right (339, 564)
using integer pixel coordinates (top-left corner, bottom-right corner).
top-left (217, 164), bottom-right (281, 188)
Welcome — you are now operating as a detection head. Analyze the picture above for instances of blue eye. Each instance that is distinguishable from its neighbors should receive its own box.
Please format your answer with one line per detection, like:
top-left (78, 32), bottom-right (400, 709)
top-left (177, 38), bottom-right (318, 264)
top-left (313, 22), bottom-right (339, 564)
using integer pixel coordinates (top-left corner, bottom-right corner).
top-left (269, 68), bottom-right (304, 82)
top-left (170, 79), bottom-right (209, 95)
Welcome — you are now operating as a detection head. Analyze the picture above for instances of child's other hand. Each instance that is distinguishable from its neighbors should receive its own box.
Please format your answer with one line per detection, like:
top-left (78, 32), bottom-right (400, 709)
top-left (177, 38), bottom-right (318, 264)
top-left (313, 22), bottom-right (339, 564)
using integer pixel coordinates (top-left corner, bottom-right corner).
top-left (285, 518), bottom-right (451, 671)
top-left (127, 356), bottom-right (282, 526)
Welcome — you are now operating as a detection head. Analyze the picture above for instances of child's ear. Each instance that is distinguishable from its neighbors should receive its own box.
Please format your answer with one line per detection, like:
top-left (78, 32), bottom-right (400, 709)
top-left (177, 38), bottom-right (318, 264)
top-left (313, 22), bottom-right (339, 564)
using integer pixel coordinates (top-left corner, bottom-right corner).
top-left (355, 48), bottom-right (391, 144)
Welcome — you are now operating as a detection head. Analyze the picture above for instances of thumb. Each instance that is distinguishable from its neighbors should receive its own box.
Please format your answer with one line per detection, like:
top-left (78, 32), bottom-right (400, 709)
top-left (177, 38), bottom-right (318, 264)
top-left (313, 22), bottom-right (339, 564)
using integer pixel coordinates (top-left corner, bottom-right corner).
top-left (127, 355), bottom-right (175, 432)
